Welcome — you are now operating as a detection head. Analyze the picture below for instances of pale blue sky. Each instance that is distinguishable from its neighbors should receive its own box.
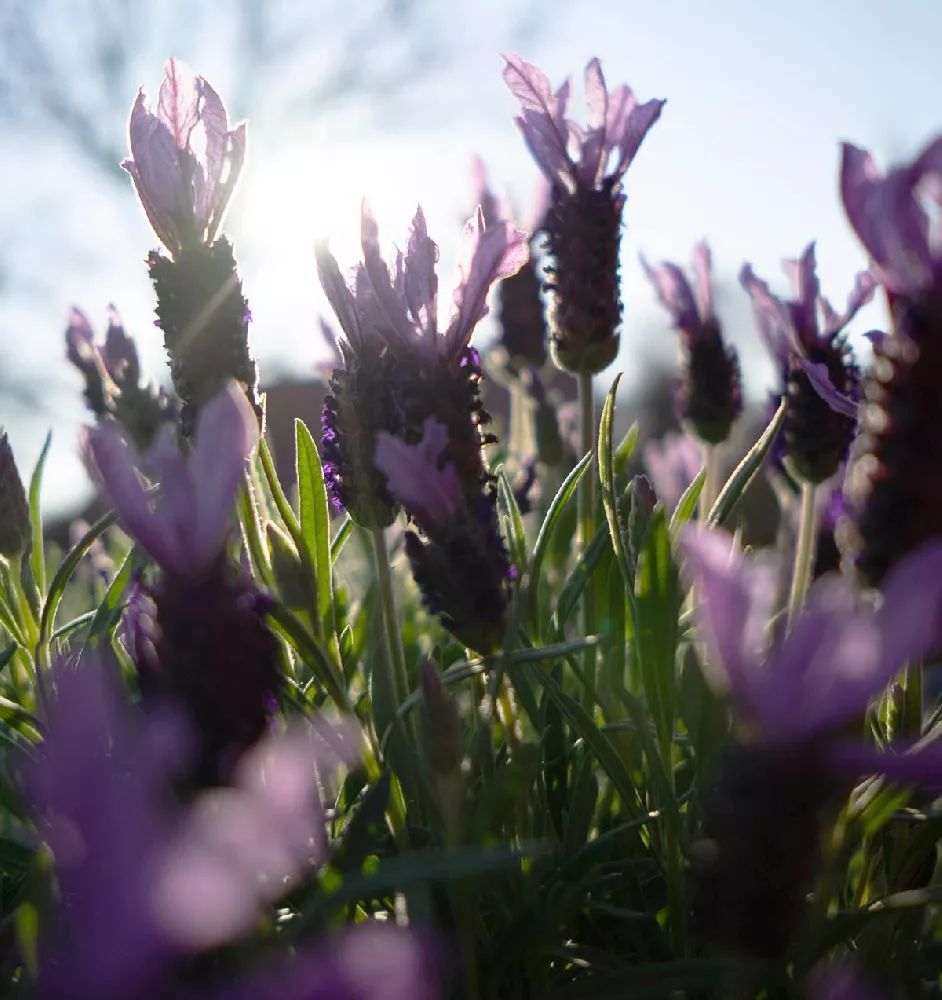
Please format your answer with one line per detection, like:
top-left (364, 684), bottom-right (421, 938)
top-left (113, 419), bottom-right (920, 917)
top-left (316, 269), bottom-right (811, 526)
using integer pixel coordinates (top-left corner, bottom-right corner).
top-left (2, 0), bottom-right (939, 515)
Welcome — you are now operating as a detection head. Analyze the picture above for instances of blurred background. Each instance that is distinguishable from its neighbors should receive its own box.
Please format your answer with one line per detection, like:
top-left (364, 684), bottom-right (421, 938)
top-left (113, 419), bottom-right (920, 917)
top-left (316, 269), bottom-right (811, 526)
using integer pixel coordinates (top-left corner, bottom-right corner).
top-left (0, 0), bottom-right (937, 519)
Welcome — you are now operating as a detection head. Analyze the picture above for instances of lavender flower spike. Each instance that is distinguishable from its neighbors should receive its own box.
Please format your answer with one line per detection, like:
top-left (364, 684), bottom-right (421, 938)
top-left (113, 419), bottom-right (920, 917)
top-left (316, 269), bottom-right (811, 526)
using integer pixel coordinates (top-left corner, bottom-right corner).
top-left (87, 381), bottom-right (256, 576)
top-left (740, 243), bottom-right (873, 483)
top-left (503, 55), bottom-right (665, 373)
top-left (642, 243), bottom-right (742, 443)
top-left (122, 58), bottom-right (246, 257)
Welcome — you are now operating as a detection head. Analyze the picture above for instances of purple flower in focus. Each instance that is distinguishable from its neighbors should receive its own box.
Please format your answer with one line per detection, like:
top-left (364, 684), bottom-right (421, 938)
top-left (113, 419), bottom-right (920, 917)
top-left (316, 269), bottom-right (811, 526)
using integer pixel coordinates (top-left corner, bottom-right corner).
top-left (123, 58), bottom-right (246, 258)
top-left (503, 55), bottom-right (664, 374)
top-left (838, 138), bottom-right (942, 586)
top-left (642, 432), bottom-right (703, 511)
top-left (642, 243), bottom-right (742, 443)
top-left (316, 201), bottom-right (526, 529)
top-left (87, 381), bottom-right (256, 577)
top-left (375, 419), bottom-right (514, 654)
top-left (740, 243), bottom-right (872, 483)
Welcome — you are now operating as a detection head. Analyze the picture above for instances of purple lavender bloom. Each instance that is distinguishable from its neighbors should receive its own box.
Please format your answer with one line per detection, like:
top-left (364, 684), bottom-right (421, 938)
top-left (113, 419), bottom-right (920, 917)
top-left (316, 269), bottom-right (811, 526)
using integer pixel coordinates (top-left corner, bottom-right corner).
top-left (87, 382), bottom-right (255, 577)
top-left (29, 656), bottom-right (429, 1000)
top-left (471, 156), bottom-right (550, 371)
top-left (122, 58), bottom-right (246, 258)
top-left (740, 243), bottom-right (873, 483)
top-left (839, 138), bottom-right (942, 585)
top-left (641, 243), bottom-right (742, 443)
top-left (642, 432), bottom-right (703, 511)
top-left (503, 56), bottom-right (664, 374)
top-left (375, 418), bottom-right (514, 654)
top-left (66, 305), bottom-right (176, 450)
top-left (316, 201), bottom-right (526, 528)
top-left (88, 383), bottom-right (279, 783)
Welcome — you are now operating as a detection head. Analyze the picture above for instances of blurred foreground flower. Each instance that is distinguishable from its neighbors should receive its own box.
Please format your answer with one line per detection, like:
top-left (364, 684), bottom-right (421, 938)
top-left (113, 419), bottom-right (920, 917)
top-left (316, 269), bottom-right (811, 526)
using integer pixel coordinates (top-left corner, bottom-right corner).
top-left (87, 382), bottom-right (280, 784)
top-left (641, 431), bottom-right (702, 511)
top-left (124, 59), bottom-right (258, 434)
top-left (503, 55), bottom-right (664, 374)
top-left (29, 656), bottom-right (432, 1000)
top-left (840, 137), bottom-right (942, 585)
top-left (66, 305), bottom-right (177, 451)
top-left (680, 525), bottom-right (942, 957)
top-left (642, 243), bottom-right (742, 444)
top-left (740, 243), bottom-right (872, 484)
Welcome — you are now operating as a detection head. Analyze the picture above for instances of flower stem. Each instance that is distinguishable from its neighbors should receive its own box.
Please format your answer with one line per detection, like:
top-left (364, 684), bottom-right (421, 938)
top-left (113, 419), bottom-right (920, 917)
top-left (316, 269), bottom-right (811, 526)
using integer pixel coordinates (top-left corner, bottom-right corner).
top-left (787, 480), bottom-right (817, 624)
top-left (369, 526), bottom-right (413, 740)
top-left (578, 371), bottom-right (598, 709)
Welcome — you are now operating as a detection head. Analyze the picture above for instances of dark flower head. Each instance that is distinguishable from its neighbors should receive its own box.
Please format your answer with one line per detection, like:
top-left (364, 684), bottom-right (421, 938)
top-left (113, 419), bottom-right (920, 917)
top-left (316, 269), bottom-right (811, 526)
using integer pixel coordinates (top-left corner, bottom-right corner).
top-left (316, 202), bottom-right (527, 527)
top-left (0, 432), bottom-right (30, 559)
top-left (838, 138), bottom-right (942, 585)
top-left (740, 243), bottom-right (872, 483)
top-left (375, 419), bottom-right (513, 655)
top-left (66, 305), bottom-right (176, 451)
top-left (503, 56), bottom-right (665, 375)
top-left (642, 243), bottom-right (742, 443)
top-left (122, 58), bottom-right (246, 258)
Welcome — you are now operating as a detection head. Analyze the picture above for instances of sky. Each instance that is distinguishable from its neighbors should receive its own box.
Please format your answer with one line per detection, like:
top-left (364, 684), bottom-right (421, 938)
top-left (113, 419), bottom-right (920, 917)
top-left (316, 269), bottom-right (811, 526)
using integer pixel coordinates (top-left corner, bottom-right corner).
top-left (1, 0), bottom-right (940, 518)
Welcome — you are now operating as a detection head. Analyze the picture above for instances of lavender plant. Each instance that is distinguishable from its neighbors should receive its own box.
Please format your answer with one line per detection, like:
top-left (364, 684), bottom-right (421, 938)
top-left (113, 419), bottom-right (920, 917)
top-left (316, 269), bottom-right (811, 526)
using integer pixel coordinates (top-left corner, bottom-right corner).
top-left (1, 50), bottom-right (942, 1000)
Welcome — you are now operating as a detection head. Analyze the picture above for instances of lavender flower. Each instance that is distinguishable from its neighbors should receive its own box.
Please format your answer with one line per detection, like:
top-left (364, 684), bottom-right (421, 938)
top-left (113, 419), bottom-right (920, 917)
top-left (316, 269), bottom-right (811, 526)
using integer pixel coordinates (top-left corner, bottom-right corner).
top-left (122, 58), bottom-right (245, 258)
top-left (87, 383), bottom-right (280, 784)
top-left (472, 156), bottom-right (549, 371)
top-left (29, 656), bottom-right (430, 1000)
top-left (0, 432), bottom-right (30, 559)
top-left (642, 243), bottom-right (742, 444)
top-left (66, 305), bottom-right (177, 451)
top-left (125, 59), bottom-right (258, 435)
top-left (503, 55), bottom-right (664, 374)
top-left (740, 243), bottom-right (873, 483)
top-left (839, 137), bottom-right (942, 584)
top-left (680, 524), bottom-right (942, 955)
top-left (375, 418), bottom-right (514, 654)
top-left (316, 200), bottom-right (526, 531)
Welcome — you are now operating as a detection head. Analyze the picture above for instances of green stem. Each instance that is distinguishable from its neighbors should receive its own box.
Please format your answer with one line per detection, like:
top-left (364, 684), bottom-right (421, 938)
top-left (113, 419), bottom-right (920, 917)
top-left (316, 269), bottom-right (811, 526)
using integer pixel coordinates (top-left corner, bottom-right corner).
top-left (699, 444), bottom-right (720, 524)
top-left (901, 661), bottom-right (923, 738)
top-left (370, 526), bottom-right (410, 712)
top-left (787, 480), bottom-right (817, 625)
top-left (578, 371), bottom-right (598, 710)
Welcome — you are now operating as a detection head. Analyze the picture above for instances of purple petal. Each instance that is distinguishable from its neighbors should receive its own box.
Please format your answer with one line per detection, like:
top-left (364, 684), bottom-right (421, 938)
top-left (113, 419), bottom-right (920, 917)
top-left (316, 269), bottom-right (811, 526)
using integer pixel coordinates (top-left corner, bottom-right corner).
top-left (374, 421), bottom-right (461, 525)
top-left (87, 423), bottom-right (187, 573)
top-left (828, 740), bottom-right (942, 789)
top-left (809, 962), bottom-right (887, 1000)
top-left (189, 383), bottom-right (258, 569)
top-left (583, 58), bottom-right (608, 131)
top-left (516, 111), bottom-right (571, 186)
top-left (612, 98), bottom-right (665, 179)
top-left (739, 263), bottom-right (794, 366)
top-left (823, 270), bottom-right (877, 337)
top-left (677, 525), bottom-right (780, 710)
top-left (642, 432), bottom-right (703, 510)
top-left (360, 200), bottom-right (417, 350)
top-left (403, 206), bottom-right (440, 340)
top-left (66, 307), bottom-right (97, 371)
top-left (444, 209), bottom-right (529, 362)
top-left (316, 243), bottom-right (363, 348)
top-left (640, 255), bottom-right (698, 331)
top-left (798, 359), bottom-right (859, 418)
top-left (195, 75), bottom-right (230, 223)
top-left (470, 155), bottom-right (504, 229)
top-left (840, 142), bottom-right (934, 292)
top-left (604, 85), bottom-right (636, 148)
top-left (503, 54), bottom-right (572, 183)
top-left (156, 57), bottom-right (200, 149)
top-left (691, 242), bottom-right (713, 321)
top-left (781, 242), bottom-right (819, 344)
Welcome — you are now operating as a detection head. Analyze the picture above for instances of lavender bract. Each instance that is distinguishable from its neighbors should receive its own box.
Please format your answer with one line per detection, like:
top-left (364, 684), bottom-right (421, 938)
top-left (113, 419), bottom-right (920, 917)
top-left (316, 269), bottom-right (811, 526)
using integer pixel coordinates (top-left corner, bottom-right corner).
top-left (503, 56), bottom-right (664, 374)
top-left (642, 243), bottom-right (742, 444)
top-left (839, 137), bottom-right (942, 584)
top-left (740, 243), bottom-right (872, 484)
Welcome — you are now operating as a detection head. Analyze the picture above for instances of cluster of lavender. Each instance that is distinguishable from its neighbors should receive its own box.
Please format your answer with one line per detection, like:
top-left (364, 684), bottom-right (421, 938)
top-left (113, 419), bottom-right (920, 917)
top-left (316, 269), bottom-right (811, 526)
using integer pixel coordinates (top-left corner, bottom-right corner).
top-left (0, 40), bottom-right (939, 1000)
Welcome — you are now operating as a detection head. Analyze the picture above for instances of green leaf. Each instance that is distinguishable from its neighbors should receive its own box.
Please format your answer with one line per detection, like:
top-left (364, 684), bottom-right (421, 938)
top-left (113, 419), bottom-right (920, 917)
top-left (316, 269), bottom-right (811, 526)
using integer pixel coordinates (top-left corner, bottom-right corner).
top-left (614, 421), bottom-right (640, 475)
top-left (598, 374), bottom-right (633, 592)
top-left (549, 529), bottom-right (611, 642)
top-left (238, 476), bottom-right (275, 588)
top-left (536, 667), bottom-right (642, 818)
top-left (497, 466), bottom-right (528, 581)
top-left (707, 400), bottom-right (785, 528)
top-left (28, 431), bottom-right (52, 596)
top-left (330, 515), bottom-right (353, 560)
top-left (528, 449), bottom-right (592, 630)
top-left (83, 544), bottom-right (139, 648)
top-left (669, 468), bottom-right (705, 540)
top-left (0, 644), bottom-right (17, 675)
top-left (266, 599), bottom-right (346, 708)
top-left (258, 437), bottom-right (300, 534)
top-left (295, 419), bottom-right (334, 650)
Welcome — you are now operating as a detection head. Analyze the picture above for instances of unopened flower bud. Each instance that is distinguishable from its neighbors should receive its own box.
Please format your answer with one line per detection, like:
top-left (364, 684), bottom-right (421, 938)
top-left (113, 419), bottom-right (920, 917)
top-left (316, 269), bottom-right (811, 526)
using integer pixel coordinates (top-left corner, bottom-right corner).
top-left (0, 434), bottom-right (31, 559)
top-left (420, 660), bottom-right (464, 776)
